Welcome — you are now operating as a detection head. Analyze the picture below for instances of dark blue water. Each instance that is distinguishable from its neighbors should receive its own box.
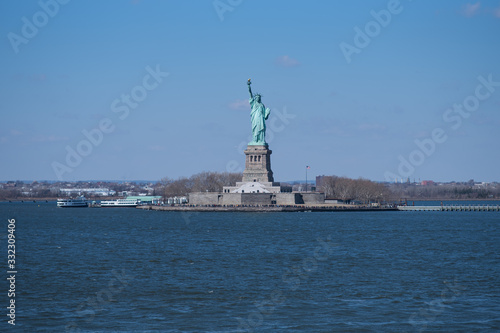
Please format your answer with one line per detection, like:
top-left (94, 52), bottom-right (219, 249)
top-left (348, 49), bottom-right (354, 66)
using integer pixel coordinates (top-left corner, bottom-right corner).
top-left (1, 201), bottom-right (499, 332)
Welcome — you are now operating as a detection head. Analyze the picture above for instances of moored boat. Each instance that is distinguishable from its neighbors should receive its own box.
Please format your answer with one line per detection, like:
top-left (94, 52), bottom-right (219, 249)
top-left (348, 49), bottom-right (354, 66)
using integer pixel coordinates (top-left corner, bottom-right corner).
top-left (100, 199), bottom-right (140, 207)
top-left (57, 196), bottom-right (88, 208)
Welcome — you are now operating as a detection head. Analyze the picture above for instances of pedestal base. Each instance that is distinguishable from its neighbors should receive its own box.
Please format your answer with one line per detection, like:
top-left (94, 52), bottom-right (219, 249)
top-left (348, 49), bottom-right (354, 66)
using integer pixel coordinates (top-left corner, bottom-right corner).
top-left (242, 145), bottom-right (274, 183)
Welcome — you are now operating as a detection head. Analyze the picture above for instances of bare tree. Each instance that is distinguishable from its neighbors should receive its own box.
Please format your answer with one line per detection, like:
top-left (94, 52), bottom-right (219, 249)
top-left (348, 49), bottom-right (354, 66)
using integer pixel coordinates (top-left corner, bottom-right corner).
top-left (319, 175), bottom-right (390, 203)
top-left (335, 177), bottom-right (354, 202)
top-left (321, 176), bottom-right (337, 198)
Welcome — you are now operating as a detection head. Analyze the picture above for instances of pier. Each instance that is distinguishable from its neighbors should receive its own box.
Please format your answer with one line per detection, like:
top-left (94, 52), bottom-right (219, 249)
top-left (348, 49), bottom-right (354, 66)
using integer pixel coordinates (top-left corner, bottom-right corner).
top-left (398, 205), bottom-right (500, 212)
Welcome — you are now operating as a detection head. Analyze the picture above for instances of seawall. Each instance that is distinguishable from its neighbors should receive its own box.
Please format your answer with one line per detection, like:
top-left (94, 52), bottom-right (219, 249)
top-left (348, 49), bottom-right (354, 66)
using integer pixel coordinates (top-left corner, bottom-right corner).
top-left (136, 205), bottom-right (398, 212)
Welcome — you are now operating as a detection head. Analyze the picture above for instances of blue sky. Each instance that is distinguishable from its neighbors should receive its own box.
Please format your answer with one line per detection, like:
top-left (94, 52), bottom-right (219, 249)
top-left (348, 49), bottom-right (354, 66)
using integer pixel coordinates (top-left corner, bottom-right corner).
top-left (1, 0), bottom-right (499, 182)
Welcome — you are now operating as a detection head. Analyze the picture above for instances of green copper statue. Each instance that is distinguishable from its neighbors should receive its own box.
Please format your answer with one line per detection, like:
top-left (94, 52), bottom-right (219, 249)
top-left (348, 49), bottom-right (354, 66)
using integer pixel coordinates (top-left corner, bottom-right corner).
top-left (247, 79), bottom-right (271, 145)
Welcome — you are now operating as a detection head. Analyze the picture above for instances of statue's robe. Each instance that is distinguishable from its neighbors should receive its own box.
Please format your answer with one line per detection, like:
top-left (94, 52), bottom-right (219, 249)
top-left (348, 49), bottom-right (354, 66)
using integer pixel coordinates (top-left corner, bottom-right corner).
top-left (249, 96), bottom-right (270, 144)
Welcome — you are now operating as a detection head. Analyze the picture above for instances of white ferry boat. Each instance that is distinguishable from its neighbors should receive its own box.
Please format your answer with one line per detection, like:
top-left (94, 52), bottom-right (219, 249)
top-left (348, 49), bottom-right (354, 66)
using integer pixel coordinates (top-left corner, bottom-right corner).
top-left (57, 196), bottom-right (88, 208)
top-left (100, 199), bottom-right (140, 207)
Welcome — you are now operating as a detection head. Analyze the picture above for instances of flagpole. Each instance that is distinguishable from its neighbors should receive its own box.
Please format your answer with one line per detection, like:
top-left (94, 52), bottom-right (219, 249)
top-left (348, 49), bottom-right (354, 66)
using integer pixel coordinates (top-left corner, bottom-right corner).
top-left (305, 166), bottom-right (308, 192)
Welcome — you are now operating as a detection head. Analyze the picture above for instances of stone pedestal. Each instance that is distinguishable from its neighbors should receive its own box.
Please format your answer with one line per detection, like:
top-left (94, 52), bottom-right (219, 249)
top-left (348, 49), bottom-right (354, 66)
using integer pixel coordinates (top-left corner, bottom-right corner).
top-left (222, 144), bottom-right (290, 194)
top-left (242, 145), bottom-right (274, 183)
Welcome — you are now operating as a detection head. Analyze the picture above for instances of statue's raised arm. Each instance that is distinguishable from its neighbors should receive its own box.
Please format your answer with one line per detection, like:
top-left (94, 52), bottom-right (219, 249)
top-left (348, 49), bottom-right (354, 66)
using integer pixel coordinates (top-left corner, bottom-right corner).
top-left (247, 79), bottom-right (253, 98)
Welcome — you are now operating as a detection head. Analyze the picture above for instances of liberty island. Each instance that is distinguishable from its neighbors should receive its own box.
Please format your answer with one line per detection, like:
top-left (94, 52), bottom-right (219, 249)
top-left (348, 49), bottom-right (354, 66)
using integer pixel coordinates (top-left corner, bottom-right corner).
top-left (186, 79), bottom-right (326, 207)
top-left (136, 80), bottom-right (489, 212)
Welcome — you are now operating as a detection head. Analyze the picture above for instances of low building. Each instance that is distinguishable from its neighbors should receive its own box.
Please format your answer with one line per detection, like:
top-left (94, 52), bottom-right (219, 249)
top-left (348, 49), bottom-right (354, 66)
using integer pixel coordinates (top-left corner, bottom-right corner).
top-left (189, 191), bottom-right (324, 206)
top-left (126, 196), bottom-right (162, 205)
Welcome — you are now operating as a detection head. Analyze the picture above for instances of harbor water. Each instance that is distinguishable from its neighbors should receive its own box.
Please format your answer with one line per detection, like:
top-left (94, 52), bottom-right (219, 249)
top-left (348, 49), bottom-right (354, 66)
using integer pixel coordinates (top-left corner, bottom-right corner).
top-left (1, 201), bottom-right (499, 332)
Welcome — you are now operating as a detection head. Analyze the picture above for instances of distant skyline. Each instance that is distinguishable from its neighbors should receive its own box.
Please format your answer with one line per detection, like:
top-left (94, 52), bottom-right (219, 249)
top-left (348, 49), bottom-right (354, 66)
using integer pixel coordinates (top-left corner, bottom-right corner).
top-left (1, 0), bottom-right (499, 182)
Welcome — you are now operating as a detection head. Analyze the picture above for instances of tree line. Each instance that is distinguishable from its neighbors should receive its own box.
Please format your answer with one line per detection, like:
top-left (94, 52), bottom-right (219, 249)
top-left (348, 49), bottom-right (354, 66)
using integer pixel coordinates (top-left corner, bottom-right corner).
top-left (159, 173), bottom-right (392, 203)
top-left (158, 172), bottom-right (242, 198)
top-left (318, 176), bottom-right (391, 203)
top-left (388, 183), bottom-right (500, 200)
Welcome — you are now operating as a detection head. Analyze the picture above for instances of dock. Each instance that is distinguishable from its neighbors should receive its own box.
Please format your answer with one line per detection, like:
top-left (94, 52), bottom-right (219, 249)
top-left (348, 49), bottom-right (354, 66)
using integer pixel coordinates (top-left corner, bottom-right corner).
top-left (397, 205), bottom-right (500, 212)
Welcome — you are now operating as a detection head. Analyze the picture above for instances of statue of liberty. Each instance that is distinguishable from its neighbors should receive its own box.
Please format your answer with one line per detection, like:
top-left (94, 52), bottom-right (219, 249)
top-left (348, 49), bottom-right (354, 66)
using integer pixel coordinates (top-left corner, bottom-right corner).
top-left (247, 79), bottom-right (271, 146)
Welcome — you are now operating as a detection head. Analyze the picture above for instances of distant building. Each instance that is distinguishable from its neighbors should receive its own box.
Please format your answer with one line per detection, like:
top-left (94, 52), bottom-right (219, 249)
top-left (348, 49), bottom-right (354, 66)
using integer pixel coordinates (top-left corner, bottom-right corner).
top-left (126, 196), bottom-right (162, 204)
top-left (421, 180), bottom-right (435, 186)
top-left (316, 176), bottom-right (324, 190)
top-left (60, 188), bottom-right (116, 196)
